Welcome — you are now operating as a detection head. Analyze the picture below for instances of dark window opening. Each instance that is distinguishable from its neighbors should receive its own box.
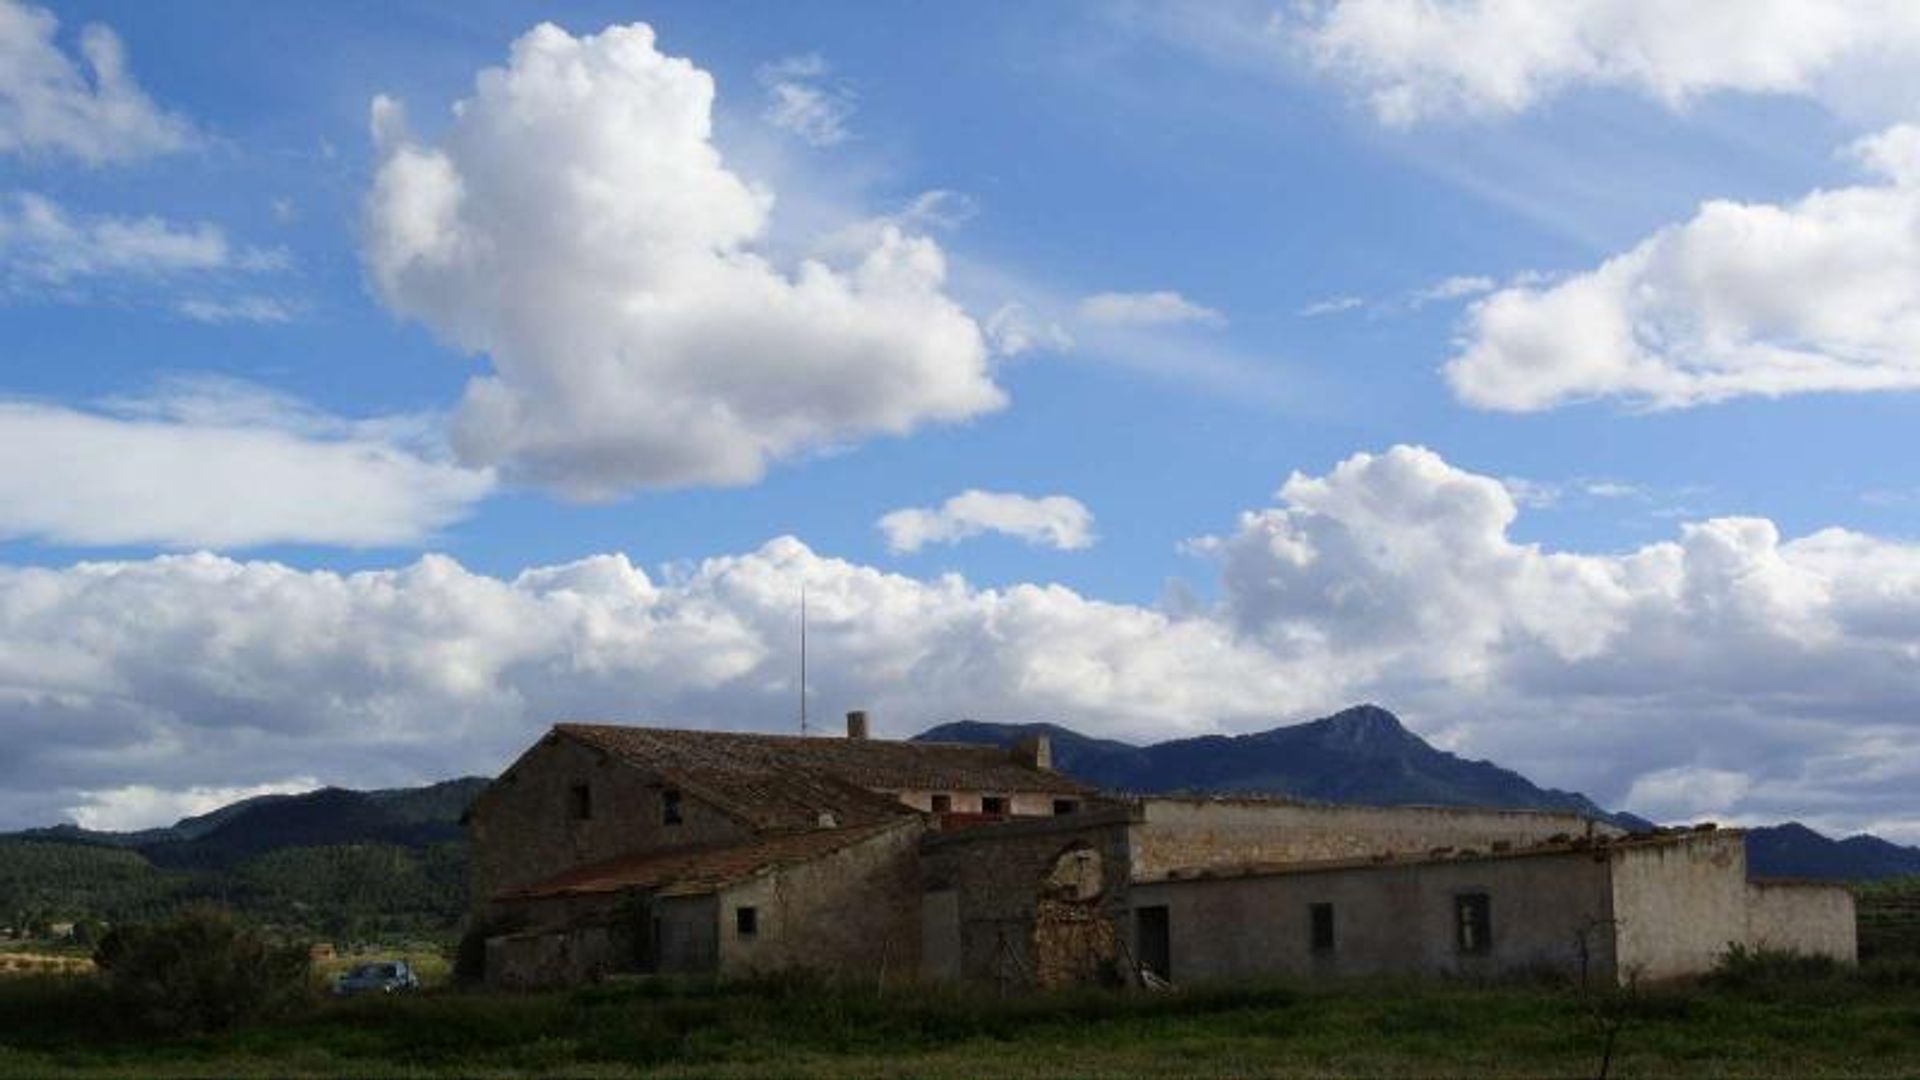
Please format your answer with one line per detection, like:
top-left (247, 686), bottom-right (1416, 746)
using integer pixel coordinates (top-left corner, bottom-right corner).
top-left (981, 795), bottom-right (1008, 814)
top-left (736, 906), bottom-right (758, 937)
top-left (1053, 799), bottom-right (1079, 816)
top-left (1310, 903), bottom-right (1335, 953)
top-left (663, 788), bottom-right (683, 826)
top-left (1456, 893), bottom-right (1492, 954)
top-left (930, 794), bottom-right (952, 813)
top-left (1136, 905), bottom-right (1171, 981)
top-left (568, 783), bottom-right (592, 821)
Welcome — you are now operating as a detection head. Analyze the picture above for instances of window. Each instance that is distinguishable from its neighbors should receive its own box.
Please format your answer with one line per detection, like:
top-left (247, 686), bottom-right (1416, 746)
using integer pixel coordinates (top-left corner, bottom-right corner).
top-left (1053, 799), bottom-right (1079, 816)
top-left (1455, 893), bottom-right (1492, 954)
top-left (662, 788), bottom-right (683, 826)
top-left (930, 794), bottom-right (952, 813)
top-left (981, 795), bottom-right (1008, 815)
top-left (735, 906), bottom-right (758, 937)
top-left (1310, 903), bottom-right (1335, 953)
top-left (568, 783), bottom-right (592, 821)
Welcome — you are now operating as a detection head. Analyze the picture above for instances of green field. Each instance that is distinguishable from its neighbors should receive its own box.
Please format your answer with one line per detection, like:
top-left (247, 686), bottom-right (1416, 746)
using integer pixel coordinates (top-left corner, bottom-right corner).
top-left (2, 963), bottom-right (1917, 1079)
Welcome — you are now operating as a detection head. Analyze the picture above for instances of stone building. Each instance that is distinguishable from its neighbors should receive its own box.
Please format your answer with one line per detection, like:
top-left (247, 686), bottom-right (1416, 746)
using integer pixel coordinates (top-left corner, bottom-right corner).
top-left (467, 713), bottom-right (1093, 987)
top-left (468, 713), bottom-right (1856, 989)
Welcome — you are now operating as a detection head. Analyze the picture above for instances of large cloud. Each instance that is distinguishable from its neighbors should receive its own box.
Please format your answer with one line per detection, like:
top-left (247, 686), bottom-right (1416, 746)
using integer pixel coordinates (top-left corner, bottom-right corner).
top-left (1291, 0), bottom-right (1920, 125)
top-left (0, 0), bottom-right (193, 163)
top-left (363, 22), bottom-right (1002, 499)
top-left (0, 380), bottom-right (493, 548)
top-left (4, 445), bottom-right (1919, 842)
top-left (1447, 125), bottom-right (1920, 410)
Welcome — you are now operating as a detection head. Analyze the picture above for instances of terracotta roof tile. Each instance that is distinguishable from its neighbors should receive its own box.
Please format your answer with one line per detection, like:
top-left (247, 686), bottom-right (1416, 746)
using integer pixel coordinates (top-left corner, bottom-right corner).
top-left (501, 822), bottom-right (908, 900)
top-left (553, 723), bottom-right (1091, 832)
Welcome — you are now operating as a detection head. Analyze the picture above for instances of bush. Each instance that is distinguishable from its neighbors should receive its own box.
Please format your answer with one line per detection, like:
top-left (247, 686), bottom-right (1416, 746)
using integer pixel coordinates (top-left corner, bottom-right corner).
top-left (92, 905), bottom-right (312, 1035)
top-left (1706, 944), bottom-right (1842, 991)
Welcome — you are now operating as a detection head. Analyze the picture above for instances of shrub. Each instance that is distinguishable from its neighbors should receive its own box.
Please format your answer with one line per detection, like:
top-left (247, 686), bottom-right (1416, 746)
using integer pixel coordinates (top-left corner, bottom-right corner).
top-left (1706, 943), bottom-right (1842, 991)
top-left (91, 905), bottom-right (312, 1035)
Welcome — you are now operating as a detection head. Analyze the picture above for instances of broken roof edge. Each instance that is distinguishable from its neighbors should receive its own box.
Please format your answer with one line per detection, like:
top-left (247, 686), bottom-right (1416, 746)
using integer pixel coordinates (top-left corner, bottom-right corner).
top-left (1127, 792), bottom-right (1617, 823)
top-left (496, 817), bottom-right (922, 903)
top-left (1132, 827), bottom-right (1745, 886)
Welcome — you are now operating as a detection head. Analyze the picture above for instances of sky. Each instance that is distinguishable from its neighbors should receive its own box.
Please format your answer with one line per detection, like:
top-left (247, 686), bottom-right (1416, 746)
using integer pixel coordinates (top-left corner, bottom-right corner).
top-left (3, 0), bottom-right (1919, 842)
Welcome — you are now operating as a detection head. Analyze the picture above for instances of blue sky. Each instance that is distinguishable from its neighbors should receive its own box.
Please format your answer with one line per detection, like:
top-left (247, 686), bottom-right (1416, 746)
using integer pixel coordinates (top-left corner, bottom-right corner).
top-left (4, 1), bottom-right (1920, 839)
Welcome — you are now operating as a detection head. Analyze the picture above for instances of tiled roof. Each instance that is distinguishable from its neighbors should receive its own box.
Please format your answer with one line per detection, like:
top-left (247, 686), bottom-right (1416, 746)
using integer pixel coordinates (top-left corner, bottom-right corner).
top-left (500, 821), bottom-right (908, 900)
top-left (553, 723), bottom-right (1092, 832)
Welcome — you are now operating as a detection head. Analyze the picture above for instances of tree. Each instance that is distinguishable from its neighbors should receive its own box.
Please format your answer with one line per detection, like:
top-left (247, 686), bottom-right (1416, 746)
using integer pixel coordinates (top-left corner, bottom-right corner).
top-left (92, 906), bottom-right (312, 1035)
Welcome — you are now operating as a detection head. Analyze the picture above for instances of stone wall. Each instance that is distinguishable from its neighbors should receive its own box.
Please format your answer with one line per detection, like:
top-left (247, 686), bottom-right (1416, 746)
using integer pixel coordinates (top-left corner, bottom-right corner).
top-left (1609, 831), bottom-right (1750, 982)
top-left (468, 733), bottom-right (751, 907)
top-left (715, 821), bottom-right (925, 980)
top-left (486, 925), bottom-right (620, 990)
top-left (1129, 798), bottom-right (1613, 880)
top-left (1128, 847), bottom-right (1617, 984)
top-left (1746, 880), bottom-right (1857, 962)
top-left (919, 809), bottom-right (1133, 986)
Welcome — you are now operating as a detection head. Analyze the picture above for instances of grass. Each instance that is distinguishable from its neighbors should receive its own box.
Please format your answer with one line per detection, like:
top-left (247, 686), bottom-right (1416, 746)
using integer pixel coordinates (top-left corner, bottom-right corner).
top-left (0, 963), bottom-right (1917, 1079)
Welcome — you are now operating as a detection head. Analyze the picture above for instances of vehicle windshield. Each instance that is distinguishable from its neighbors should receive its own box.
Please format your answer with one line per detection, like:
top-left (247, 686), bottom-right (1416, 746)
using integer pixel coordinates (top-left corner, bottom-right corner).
top-left (347, 963), bottom-right (397, 979)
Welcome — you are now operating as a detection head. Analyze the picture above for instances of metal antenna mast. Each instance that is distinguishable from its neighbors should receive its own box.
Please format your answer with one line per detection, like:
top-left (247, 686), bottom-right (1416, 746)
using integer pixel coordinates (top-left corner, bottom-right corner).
top-left (798, 585), bottom-right (809, 737)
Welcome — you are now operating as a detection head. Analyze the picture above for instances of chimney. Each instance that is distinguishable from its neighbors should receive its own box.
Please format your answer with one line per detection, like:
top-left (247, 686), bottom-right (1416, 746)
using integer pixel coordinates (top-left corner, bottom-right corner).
top-left (1013, 734), bottom-right (1052, 771)
top-left (846, 710), bottom-right (869, 740)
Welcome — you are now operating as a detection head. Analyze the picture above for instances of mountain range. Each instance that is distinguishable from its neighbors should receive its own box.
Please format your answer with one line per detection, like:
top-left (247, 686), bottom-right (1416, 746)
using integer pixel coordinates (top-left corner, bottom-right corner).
top-left (914, 705), bottom-right (1920, 881)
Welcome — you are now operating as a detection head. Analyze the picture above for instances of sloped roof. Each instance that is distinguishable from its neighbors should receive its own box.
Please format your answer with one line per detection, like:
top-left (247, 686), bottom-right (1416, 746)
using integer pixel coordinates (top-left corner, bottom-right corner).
top-left (553, 723), bottom-right (1093, 832)
top-left (500, 821), bottom-right (909, 900)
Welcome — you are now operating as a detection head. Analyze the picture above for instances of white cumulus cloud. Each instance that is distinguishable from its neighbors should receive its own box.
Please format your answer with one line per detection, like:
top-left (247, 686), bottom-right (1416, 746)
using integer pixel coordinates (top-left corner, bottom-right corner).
top-left (1448, 125), bottom-right (1920, 410)
top-left (878, 491), bottom-right (1097, 554)
top-left (0, 379), bottom-right (493, 548)
top-left (0, 0), bottom-right (194, 163)
top-left (363, 23), bottom-right (1002, 499)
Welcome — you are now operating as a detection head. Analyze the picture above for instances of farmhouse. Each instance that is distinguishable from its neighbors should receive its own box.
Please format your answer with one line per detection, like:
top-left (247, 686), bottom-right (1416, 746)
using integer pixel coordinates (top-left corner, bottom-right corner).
top-left (466, 712), bottom-right (1856, 989)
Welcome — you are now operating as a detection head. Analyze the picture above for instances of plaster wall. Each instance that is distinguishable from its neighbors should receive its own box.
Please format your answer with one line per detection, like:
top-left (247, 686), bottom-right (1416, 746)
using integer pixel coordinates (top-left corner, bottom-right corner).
top-left (1128, 849), bottom-right (1615, 984)
top-left (891, 790), bottom-right (1072, 816)
top-left (715, 822), bottom-right (925, 980)
top-left (1130, 799), bottom-right (1611, 880)
top-left (1609, 832), bottom-right (1749, 982)
top-left (1746, 881), bottom-right (1857, 962)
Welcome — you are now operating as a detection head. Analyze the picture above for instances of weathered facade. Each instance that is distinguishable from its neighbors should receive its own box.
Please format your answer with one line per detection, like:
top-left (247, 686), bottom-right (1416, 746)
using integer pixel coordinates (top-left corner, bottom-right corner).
top-left (469, 715), bottom-right (1857, 990)
top-left (467, 713), bottom-right (1094, 987)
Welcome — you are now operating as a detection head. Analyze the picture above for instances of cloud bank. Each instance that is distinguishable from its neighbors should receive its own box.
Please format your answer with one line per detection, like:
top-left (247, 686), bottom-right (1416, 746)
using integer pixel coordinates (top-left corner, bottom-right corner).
top-left (3, 445), bottom-right (1917, 843)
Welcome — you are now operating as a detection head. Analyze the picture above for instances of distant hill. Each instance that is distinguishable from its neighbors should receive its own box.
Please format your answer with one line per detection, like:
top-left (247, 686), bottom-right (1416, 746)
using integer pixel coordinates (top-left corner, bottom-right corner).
top-left (12, 777), bottom-right (490, 869)
top-left (918, 704), bottom-right (1620, 820)
top-left (1746, 823), bottom-right (1920, 880)
top-left (0, 778), bottom-right (489, 937)
top-left (916, 705), bottom-right (1920, 881)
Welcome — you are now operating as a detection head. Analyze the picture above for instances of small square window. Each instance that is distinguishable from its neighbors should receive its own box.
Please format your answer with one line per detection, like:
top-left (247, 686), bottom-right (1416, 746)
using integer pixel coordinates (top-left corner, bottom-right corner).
top-left (568, 783), bottom-right (592, 821)
top-left (1456, 893), bottom-right (1492, 954)
top-left (981, 795), bottom-right (1008, 815)
top-left (930, 794), bottom-right (952, 813)
top-left (663, 788), bottom-right (683, 826)
top-left (1309, 903), bottom-right (1334, 953)
top-left (1052, 799), bottom-right (1079, 816)
top-left (736, 906), bottom-right (758, 937)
